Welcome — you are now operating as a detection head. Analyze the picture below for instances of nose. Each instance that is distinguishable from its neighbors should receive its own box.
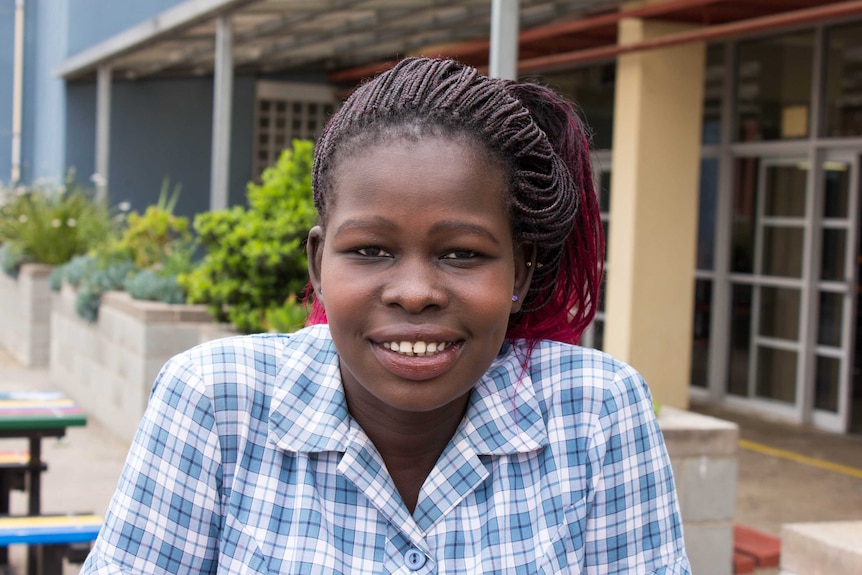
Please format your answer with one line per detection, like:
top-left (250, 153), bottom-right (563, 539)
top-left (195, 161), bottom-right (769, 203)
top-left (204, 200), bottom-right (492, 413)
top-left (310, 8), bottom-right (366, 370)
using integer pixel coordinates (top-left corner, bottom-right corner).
top-left (380, 258), bottom-right (448, 313)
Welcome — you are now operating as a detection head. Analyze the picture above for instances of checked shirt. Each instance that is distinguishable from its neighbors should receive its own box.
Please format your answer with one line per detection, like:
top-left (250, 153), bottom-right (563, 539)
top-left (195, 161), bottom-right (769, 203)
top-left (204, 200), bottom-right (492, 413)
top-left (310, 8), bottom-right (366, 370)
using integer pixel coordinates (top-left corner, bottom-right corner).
top-left (82, 324), bottom-right (690, 574)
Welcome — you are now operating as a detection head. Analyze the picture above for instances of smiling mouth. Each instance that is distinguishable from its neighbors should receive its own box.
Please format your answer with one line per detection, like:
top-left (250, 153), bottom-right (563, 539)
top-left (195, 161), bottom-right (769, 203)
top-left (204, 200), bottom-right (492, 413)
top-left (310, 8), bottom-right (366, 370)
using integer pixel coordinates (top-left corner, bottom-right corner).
top-left (381, 340), bottom-right (457, 357)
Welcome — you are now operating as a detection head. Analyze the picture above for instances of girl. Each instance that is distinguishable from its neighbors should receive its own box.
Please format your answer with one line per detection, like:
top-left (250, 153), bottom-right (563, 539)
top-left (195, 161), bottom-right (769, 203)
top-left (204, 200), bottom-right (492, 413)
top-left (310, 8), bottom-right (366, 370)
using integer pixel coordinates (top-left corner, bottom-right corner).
top-left (82, 58), bottom-right (690, 574)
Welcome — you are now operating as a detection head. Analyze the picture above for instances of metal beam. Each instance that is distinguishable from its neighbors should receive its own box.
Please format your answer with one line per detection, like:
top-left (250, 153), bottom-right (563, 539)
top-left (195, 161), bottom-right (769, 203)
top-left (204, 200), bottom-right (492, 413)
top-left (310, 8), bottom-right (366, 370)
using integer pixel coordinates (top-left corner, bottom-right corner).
top-left (209, 15), bottom-right (233, 211)
top-left (489, 0), bottom-right (519, 79)
top-left (95, 65), bottom-right (112, 202)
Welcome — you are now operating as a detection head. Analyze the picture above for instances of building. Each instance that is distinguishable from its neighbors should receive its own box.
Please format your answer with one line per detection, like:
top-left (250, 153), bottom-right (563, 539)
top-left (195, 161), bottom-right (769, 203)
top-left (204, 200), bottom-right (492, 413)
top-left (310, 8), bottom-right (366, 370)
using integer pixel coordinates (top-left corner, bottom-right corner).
top-left (2, 0), bottom-right (860, 434)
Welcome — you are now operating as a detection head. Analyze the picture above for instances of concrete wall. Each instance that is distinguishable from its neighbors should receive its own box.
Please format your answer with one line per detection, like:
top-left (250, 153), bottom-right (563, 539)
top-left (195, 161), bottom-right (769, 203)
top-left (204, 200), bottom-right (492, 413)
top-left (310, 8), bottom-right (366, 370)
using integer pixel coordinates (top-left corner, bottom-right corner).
top-left (659, 406), bottom-right (739, 575)
top-left (50, 284), bottom-right (217, 442)
top-left (780, 521), bottom-right (862, 575)
top-left (0, 264), bottom-right (53, 366)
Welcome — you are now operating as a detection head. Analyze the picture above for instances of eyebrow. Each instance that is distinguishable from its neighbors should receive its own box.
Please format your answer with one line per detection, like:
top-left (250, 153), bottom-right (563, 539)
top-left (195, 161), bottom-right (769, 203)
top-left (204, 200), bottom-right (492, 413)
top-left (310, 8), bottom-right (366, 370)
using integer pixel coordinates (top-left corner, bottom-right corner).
top-left (334, 217), bottom-right (500, 244)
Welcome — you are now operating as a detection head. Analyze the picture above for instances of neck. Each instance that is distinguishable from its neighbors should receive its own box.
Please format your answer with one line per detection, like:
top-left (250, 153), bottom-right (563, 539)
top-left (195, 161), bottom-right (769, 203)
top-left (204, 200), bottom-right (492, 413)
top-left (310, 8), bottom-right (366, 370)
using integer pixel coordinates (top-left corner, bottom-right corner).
top-left (346, 392), bottom-right (471, 513)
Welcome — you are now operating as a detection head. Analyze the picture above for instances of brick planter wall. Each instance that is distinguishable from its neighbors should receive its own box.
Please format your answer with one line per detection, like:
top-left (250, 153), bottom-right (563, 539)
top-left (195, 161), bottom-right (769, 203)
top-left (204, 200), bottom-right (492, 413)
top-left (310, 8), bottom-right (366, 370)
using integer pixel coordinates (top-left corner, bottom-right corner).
top-left (0, 264), bottom-right (53, 367)
top-left (50, 284), bottom-right (223, 442)
top-left (659, 406), bottom-right (739, 575)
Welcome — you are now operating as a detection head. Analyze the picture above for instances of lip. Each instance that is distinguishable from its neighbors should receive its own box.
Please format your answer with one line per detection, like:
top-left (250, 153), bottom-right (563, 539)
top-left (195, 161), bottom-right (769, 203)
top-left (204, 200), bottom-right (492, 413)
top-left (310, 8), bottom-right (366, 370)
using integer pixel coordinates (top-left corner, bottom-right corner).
top-left (367, 326), bottom-right (465, 381)
top-left (371, 340), bottom-right (463, 381)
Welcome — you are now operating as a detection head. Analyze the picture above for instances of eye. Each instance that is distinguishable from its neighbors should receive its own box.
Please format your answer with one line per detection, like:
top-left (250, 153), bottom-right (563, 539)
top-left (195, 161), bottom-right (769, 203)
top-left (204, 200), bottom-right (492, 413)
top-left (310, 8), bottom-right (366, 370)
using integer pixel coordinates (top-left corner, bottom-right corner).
top-left (356, 246), bottom-right (392, 257)
top-left (441, 250), bottom-right (479, 260)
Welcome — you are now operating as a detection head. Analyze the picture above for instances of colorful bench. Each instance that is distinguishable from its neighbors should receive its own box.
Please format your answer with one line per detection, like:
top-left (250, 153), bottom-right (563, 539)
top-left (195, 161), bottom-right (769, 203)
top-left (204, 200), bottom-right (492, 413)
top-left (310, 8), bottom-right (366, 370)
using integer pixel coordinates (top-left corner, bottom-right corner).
top-left (0, 514), bottom-right (101, 574)
top-left (0, 451), bottom-right (47, 564)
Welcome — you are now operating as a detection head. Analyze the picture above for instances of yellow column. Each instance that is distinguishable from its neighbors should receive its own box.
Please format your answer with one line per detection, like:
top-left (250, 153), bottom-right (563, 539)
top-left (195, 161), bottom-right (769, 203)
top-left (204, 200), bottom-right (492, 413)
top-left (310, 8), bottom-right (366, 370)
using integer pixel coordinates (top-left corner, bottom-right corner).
top-left (604, 15), bottom-right (705, 409)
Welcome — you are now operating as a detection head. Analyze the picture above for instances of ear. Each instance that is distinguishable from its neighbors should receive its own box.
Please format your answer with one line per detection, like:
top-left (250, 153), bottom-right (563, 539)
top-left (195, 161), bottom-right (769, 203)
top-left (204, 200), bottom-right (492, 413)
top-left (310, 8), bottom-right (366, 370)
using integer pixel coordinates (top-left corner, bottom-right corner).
top-left (511, 242), bottom-right (537, 314)
top-left (307, 225), bottom-right (325, 304)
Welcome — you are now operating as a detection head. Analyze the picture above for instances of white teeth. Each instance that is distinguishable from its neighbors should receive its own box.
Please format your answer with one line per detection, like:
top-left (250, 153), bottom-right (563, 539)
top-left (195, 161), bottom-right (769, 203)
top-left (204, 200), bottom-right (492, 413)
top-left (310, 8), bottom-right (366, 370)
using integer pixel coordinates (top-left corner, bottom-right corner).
top-left (383, 341), bottom-right (449, 356)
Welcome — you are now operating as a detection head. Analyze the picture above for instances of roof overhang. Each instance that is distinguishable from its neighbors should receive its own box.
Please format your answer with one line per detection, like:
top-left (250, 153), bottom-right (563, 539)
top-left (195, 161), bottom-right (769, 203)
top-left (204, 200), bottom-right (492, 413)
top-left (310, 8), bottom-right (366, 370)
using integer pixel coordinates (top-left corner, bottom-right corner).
top-left (55, 0), bottom-right (862, 84)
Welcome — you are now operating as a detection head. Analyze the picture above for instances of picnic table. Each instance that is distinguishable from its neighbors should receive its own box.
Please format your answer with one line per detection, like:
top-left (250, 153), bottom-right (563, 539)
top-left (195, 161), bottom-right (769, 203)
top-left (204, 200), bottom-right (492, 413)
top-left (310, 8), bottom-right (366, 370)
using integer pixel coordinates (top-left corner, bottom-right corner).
top-left (0, 391), bottom-right (87, 575)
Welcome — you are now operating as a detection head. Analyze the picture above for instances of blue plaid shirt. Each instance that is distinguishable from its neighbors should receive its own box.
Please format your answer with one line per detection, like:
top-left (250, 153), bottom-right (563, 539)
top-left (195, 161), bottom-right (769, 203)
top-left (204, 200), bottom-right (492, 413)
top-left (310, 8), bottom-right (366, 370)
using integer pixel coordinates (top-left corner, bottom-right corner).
top-left (82, 324), bottom-right (690, 574)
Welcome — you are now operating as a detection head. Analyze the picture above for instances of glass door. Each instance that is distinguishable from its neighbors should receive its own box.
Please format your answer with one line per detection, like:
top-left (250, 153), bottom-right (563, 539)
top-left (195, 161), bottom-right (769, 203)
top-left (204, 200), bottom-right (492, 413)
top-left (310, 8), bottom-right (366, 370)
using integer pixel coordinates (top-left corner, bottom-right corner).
top-left (812, 154), bottom-right (859, 432)
top-left (727, 158), bottom-right (808, 420)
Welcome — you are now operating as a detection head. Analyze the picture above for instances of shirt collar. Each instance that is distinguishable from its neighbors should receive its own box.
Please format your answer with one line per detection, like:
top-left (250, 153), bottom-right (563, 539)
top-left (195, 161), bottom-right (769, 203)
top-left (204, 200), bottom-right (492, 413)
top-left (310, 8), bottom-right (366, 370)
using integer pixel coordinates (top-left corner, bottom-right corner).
top-left (268, 326), bottom-right (548, 455)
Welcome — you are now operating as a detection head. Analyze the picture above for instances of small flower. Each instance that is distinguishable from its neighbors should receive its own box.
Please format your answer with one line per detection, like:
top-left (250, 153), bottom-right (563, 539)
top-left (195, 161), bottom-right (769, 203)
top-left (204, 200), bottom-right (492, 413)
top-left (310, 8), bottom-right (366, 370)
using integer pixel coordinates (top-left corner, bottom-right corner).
top-left (18, 214), bottom-right (27, 223)
top-left (118, 201), bottom-right (131, 212)
top-left (90, 173), bottom-right (106, 187)
top-left (51, 219), bottom-right (61, 228)
top-left (66, 218), bottom-right (77, 227)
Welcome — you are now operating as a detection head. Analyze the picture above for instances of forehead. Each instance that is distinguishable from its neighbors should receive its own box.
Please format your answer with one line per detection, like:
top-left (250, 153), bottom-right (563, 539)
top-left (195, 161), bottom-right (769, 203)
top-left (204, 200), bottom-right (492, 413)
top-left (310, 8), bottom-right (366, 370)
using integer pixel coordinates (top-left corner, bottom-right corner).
top-left (328, 136), bottom-right (509, 219)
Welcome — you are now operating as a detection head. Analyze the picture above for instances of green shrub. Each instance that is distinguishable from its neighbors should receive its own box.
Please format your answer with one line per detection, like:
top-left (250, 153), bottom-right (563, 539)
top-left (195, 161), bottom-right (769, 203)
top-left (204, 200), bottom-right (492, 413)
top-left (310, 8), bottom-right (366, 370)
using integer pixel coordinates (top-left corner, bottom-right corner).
top-left (265, 294), bottom-right (309, 334)
top-left (53, 182), bottom-right (195, 321)
top-left (0, 177), bottom-right (113, 275)
top-left (181, 140), bottom-right (317, 333)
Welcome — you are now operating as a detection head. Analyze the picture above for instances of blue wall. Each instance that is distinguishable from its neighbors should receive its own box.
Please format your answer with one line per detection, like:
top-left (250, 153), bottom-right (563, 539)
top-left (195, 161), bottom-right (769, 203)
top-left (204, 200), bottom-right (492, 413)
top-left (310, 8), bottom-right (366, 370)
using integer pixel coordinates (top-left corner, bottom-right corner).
top-left (67, 0), bottom-right (184, 57)
top-left (66, 75), bottom-right (255, 220)
top-left (0, 1), bottom-right (14, 183)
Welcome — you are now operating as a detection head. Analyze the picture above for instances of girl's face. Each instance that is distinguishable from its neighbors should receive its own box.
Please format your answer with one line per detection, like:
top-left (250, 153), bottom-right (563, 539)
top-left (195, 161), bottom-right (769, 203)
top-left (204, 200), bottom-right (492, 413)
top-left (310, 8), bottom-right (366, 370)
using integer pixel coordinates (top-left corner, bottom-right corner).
top-left (307, 136), bottom-right (533, 419)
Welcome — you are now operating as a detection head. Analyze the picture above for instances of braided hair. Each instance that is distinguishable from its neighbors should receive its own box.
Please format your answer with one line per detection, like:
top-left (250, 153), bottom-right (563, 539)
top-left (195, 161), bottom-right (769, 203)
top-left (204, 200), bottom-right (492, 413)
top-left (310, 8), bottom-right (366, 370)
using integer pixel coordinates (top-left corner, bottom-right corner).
top-left (306, 57), bottom-right (603, 345)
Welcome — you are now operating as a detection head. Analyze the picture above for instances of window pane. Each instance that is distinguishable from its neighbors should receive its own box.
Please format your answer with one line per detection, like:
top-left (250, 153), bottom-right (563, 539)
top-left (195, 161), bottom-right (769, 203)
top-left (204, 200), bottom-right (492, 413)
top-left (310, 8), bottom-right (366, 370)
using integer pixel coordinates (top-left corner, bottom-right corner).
top-left (824, 162), bottom-right (850, 218)
top-left (815, 356), bottom-right (841, 412)
top-left (697, 158), bottom-right (719, 270)
top-left (542, 63), bottom-right (616, 150)
top-left (825, 22), bottom-right (862, 137)
top-left (703, 44), bottom-right (724, 145)
top-left (728, 284), bottom-right (752, 396)
top-left (756, 347), bottom-right (797, 403)
top-left (821, 229), bottom-right (847, 281)
top-left (762, 226), bottom-right (804, 277)
top-left (592, 319), bottom-right (605, 351)
top-left (691, 279), bottom-right (712, 388)
top-left (731, 158), bottom-right (760, 273)
top-left (598, 170), bottom-right (611, 213)
top-left (818, 292), bottom-right (844, 348)
top-left (764, 165), bottom-right (806, 217)
top-left (736, 31), bottom-right (814, 141)
top-left (759, 287), bottom-right (800, 340)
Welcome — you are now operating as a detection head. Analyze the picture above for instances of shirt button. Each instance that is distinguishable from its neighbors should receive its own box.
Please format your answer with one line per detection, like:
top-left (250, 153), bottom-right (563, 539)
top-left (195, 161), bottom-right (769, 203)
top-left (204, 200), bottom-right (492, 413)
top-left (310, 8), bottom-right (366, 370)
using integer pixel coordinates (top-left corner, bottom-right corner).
top-left (404, 548), bottom-right (426, 570)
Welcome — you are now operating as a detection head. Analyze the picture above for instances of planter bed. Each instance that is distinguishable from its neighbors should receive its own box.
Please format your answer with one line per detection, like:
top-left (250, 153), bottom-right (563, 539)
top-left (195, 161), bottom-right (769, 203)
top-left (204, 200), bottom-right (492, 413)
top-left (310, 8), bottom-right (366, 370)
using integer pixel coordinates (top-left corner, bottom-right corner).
top-left (0, 264), bottom-right (53, 367)
top-left (49, 284), bottom-right (227, 442)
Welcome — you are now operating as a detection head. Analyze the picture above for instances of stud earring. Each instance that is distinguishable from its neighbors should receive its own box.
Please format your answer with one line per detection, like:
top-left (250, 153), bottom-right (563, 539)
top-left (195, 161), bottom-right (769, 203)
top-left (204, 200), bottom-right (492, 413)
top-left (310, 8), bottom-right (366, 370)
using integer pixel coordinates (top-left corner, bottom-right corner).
top-left (526, 261), bottom-right (532, 268)
top-left (512, 295), bottom-right (519, 302)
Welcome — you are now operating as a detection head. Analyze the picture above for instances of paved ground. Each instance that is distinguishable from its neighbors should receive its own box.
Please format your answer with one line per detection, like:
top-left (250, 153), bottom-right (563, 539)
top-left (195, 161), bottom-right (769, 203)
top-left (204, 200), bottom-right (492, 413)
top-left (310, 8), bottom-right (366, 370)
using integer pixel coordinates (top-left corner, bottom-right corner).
top-left (0, 346), bottom-right (861, 574)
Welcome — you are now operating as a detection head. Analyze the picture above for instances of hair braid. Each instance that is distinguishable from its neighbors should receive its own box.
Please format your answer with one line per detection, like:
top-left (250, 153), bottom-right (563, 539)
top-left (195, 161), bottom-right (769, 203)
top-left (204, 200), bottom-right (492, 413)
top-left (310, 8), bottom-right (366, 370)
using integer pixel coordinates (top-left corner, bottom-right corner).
top-left (307, 57), bottom-right (604, 345)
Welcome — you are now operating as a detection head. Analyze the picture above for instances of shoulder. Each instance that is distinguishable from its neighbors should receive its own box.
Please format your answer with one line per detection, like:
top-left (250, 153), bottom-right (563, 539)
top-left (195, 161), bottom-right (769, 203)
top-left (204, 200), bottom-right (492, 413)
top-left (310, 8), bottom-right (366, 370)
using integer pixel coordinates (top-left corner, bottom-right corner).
top-left (523, 339), bottom-right (650, 411)
top-left (153, 324), bottom-right (337, 403)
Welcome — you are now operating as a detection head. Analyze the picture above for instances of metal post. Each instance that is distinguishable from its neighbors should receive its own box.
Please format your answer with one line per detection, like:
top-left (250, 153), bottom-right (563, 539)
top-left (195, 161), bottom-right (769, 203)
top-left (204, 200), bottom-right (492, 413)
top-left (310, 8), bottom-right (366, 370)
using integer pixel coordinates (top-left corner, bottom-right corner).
top-left (489, 0), bottom-right (519, 79)
top-left (95, 65), bottom-right (112, 202)
top-left (210, 15), bottom-right (234, 211)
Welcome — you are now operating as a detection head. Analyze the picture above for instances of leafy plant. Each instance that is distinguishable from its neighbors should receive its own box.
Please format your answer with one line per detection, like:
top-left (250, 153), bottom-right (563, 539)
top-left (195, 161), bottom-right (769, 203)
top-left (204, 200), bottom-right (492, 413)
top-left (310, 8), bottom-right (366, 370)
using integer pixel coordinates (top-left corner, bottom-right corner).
top-left (53, 181), bottom-right (195, 321)
top-left (265, 294), bottom-right (309, 334)
top-left (0, 175), bottom-right (114, 275)
top-left (181, 140), bottom-right (317, 333)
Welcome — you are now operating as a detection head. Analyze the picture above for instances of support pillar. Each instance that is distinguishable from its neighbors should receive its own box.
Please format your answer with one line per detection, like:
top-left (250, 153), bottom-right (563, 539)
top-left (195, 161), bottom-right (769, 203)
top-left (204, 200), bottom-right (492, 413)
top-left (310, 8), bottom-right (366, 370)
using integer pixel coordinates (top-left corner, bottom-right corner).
top-left (95, 65), bottom-right (112, 202)
top-left (604, 16), bottom-right (705, 408)
top-left (489, 0), bottom-right (519, 80)
top-left (210, 15), bottom-right (233, 211)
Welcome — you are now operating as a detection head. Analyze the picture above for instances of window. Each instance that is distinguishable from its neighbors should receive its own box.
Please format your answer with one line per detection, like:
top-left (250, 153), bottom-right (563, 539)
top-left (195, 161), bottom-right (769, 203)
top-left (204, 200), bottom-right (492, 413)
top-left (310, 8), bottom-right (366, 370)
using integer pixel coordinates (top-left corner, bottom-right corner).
top-left (254, 81), bottom-right (338, 177)
top-left (736, 32), bottom-right (814, 141)
top-left (825, 22), bottom-right (862, 137)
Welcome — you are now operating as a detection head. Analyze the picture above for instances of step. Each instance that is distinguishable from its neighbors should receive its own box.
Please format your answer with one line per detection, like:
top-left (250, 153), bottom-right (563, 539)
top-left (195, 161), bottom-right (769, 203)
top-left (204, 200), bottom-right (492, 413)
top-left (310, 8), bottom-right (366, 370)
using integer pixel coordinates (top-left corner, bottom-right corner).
top-left (780, 521), bottom-right (862, 575)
